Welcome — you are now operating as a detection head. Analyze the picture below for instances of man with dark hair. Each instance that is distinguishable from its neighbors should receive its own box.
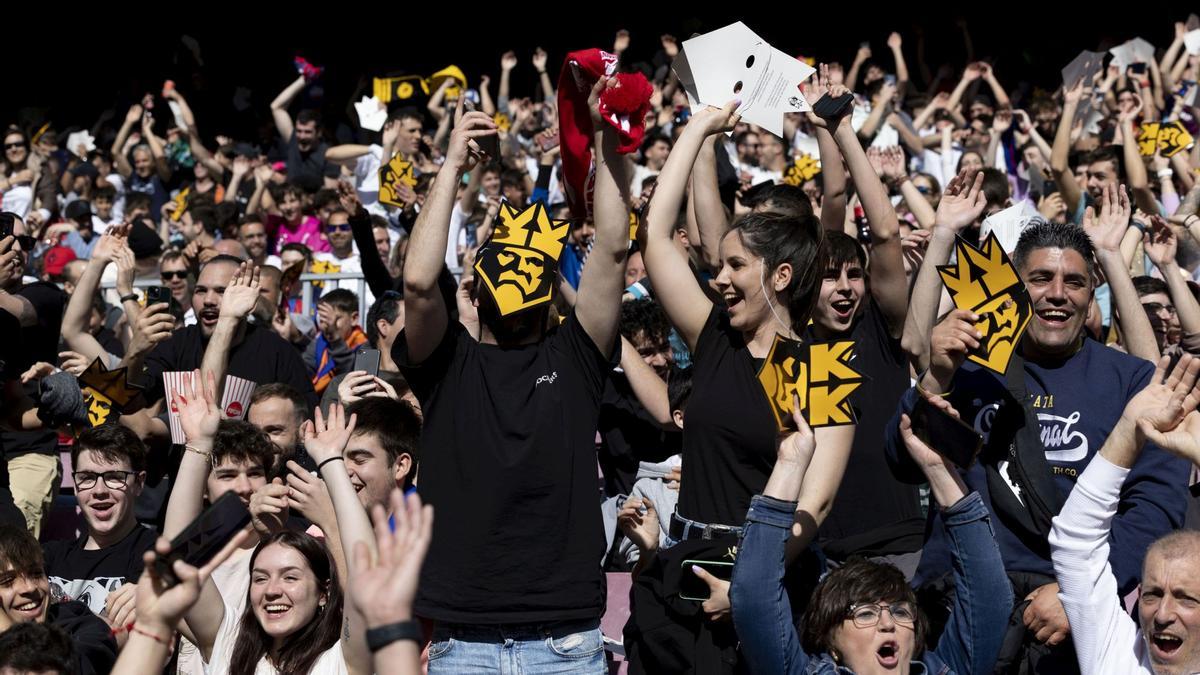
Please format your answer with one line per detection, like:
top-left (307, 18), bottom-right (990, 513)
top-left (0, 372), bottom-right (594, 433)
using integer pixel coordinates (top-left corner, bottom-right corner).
top-left (887, 220), bottom-right (1188, 673)
top-left (142, 256), bottom-right (317, 408)
top-left (0, 525), bottom-right (116, 675)
top-left (44, 425), bottom-right (157, 619)
top-left (630, 134), bottom-right (671, 194)
top-left (979, 167), bottom-right (1012, 219)
top-left (342, 398), bottom-right (419, 509)
top-left (209, 420), bottom-right (273, 504)
top-left (269, 71), bottom-right (339, 192)
top-left (248, 383), bottom-right (309, 458)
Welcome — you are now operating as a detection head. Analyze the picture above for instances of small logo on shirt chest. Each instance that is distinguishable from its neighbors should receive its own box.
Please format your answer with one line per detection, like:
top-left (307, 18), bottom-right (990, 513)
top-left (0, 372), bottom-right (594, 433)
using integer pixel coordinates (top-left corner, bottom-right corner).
top-left (535, 372), bottom-right (558, 387)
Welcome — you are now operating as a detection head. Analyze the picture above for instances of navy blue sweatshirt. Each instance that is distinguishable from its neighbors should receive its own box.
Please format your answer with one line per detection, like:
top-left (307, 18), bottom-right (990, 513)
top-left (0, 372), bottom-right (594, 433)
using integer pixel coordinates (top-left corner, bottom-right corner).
top-left (884, 338), bottom-right (1188, 595)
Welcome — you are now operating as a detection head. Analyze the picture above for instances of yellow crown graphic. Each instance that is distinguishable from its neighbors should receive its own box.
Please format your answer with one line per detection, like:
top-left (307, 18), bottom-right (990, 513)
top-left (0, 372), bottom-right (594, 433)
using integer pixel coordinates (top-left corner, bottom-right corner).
top-left (78, 358), bottom-right (143, 408)
top-left (937, 232), bottom-right (1021, 311)
top-left (490, 201), bottom-right (571, 262)
top-left (936, 232), bottom-right (1032, 375)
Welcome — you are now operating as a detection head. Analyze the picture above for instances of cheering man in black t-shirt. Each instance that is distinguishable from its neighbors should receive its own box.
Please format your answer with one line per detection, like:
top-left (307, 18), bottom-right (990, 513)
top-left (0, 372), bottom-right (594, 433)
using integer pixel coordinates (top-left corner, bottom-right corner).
top-left (397, 85), bottom-right (628, 672)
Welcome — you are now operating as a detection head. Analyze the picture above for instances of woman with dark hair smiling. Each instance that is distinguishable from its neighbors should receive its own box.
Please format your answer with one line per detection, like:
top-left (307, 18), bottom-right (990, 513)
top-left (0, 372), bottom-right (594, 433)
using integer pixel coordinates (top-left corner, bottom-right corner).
top-left (730, 393), bottom-right (1012, 674)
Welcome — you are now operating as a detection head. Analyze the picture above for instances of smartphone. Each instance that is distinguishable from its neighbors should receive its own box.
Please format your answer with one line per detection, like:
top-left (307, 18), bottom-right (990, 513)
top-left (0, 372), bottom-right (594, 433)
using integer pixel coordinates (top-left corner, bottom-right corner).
top-left (679, 559), bottom-right (735, 602)
top-left (152, 492), bottom-right (250, 587)
top-left (353, 348), bottom-right (381, 378)
top-left (909, 396), bottom-right (984, 468)
top-left (884, 74), bottom-right (897, 87)
top-left (146, 286), bottom-right (172, 306)
top-left (462, 99), bottom-right (501, 161)
top-left (0, 212), bottom-right (13, 239)
top-left (537, 131), bottom-right (560, 152)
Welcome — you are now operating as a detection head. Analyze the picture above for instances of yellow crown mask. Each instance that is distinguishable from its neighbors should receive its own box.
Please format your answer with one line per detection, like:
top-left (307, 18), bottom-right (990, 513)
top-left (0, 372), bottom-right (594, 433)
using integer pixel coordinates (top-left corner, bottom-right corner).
top-left (378, 155), bottom-right (418, 208)
top-left (473, 201), bottom-right (572, 317)
top-left (757, 336), bottom-right (865, 430)
top-left (77, 358), bottom-right (143, 428)
top-left (937, 232), bottom-right (1032, 375)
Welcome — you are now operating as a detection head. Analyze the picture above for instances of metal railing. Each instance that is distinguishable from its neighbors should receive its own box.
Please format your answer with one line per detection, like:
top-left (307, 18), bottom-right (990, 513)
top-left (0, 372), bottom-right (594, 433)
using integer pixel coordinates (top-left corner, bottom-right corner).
top-left (100, 273), bottom-right (373, 320)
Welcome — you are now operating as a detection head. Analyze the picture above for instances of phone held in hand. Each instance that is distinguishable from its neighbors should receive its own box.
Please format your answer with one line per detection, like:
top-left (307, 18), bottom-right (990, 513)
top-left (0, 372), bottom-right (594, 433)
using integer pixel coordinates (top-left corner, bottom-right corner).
top-left (679, 559), bottom-right (734, 602)
top-left (909, 396), bottom-right (984, 469)
top-left (353, 348), bottom-right (381, 378)
top-left (146, 285), bottom-right (172, 306)
top-left (152, 492), bottom-right (251, 587)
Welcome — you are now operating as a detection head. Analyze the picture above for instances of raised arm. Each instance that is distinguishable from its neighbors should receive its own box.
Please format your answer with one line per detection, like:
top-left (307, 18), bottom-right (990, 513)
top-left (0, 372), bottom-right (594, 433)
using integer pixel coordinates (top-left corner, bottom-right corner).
top-left (1083, 185), bottom-right (1160, 362)
top-left (141, 113), bottom-right (173, 183)
top-left (845, 43), bottom-right (871, 93)
top-left (618, 337), bottom-right (672, 425)
top-left (1145, 216), bottom-right (1200, 339)
top-left (978, 63), bottom-right (1011, 109)
top-left (200, 263), bottom-right (260, 401)
top-left (270, 75), bottom-right (306, 141)
top-left (576, 79), bottom-right (633, 355)
top-left (1050, 81), bottom-right (1087, 217)
top-left (881, 147), bottom-right (936, 229)
top-left (887, 32), bottom-right (910, 97)
top-left (642, 103), bottom-right (739, 352)
top-left (302, 405), bottom-right (374, 675)
top-left (324, 145), bottom-right (373, 165)
top-left (478, 74), bottom-right (496, 116)
top-left (901, 170), bottom-right (987, 372)
top-left (61, 233), bottom-right (123, 364)
top-left (691, 135), bottom-right (729, 270)
top-left (403, 101), bottom-right (495, 362)
top-left (833, 125), bottom-right (907, 335)
top-left (497, 52), bottom-right (517, 113)
top-left (1113, 90), bottom-right (1157, 215)
top-left (532, 48), bottom-right (555, 102)
top-left (111, 105), bottom-right (142, 178)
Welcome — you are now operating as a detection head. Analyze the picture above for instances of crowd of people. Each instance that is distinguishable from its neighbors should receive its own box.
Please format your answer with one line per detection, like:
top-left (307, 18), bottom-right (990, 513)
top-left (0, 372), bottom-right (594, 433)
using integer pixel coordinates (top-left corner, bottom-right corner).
top-left (2, 18), bottom-right (1200, 675)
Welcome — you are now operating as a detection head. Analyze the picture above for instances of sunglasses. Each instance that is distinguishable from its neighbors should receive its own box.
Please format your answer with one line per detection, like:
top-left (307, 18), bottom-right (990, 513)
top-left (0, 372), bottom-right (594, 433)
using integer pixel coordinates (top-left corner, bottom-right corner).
top-left (3, 142), bottom-right (26, 151)
top-left (326, 223), bottom-right (352, 233)
top-left (161, 270), bottom-right (189, 280)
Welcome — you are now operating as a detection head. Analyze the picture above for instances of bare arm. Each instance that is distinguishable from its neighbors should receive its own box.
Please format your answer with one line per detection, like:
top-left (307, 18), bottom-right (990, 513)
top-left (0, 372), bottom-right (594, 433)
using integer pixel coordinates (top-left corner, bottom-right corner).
top-left (325, 144), bottom-right (373, 165)
top-left (1114, 97), bottom-right (1158, 215)
top-left (404, 104), bottom-right (495, 362)
top-left (834, 129), bottom-right (907, 334)
top-left (111, 105), bottom-right (142, 178)
top-left (691, 136), bottom-right (729, 270)
top-left (817, 127), bottom-right (848, 232)
top-left (426, 79), bottom-right (452, 122)
top-left (1146, 217), bottom-right (1200, 338)
top-left (845, 44), bottom-right (870, 93)
top-left (270, 75), bottom-right (306, 140)
top-left (575, 82), bottom-right (632, 355)
top-left (533, 48), bottom-right (555, 102)
top-left (1051, 82), bottom-right (1086, 216)
top-left (643, 105), bottom-right (737, 352)
top-left (479, 75), bottom-right (496, 116)
top-left (141, 115), bottom-right (173, 183)
top-left (619, 338), bottom-right (672, 425)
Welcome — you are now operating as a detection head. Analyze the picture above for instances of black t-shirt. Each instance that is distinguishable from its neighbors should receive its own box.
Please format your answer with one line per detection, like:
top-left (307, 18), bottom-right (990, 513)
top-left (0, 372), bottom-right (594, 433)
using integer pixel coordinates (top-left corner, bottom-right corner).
top-left (43, 525), bottom-right (158, 616)
top-left (2, 282), bottom-right (66, 460)
top-left (677, 306), bottom-right (780, 527)
top-left (47, 600), bottom-right (119, 675)
top-left (142, 324), bottom-right (318, 410)
top-left (808, 298), bottom-right (924, 559)
top-left (395, 313), bottom-right (617, 624)
top-left (128, 173), bottom-right (170, 223)
top-left (278, 136), bottom-right (339, 193)
top-left (597, 372), bottom-right (682, 497)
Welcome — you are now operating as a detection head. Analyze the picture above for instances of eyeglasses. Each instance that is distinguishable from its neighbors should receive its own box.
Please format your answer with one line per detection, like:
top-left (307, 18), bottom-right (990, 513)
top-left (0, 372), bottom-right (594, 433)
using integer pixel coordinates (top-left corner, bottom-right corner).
top-left (161, 271), bottom-right (189, 280)
top-left (12, 235), bottom-right (35, 251)
top-left (3, 142), bottom-right (26, 151)
top-left (326, 224), bottom-right (352, 233)
top-left (847, 602), bottom-right (916, 628)
top-left (1143, 302), bottom-right (1177, 316)
top-left (73, 470), bottom-right (136, 491)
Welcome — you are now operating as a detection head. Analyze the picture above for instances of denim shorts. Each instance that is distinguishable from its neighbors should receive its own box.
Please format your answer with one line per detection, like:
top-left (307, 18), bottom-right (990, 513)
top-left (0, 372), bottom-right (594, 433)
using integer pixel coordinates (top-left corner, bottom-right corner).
top-left (427, 617), bottom-right (607, 674)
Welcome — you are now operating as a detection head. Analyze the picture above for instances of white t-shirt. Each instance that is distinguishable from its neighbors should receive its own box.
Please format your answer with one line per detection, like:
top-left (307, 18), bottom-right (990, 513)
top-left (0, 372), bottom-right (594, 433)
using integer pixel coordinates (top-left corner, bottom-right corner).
top-left (352, 145), bottom-right (384, 209)
top-left (1, 182), bottom-right (33, 218)
top-left (312, 251), bottom-right (374, 308)
top-left (177, 546), bottom-right (253, 674)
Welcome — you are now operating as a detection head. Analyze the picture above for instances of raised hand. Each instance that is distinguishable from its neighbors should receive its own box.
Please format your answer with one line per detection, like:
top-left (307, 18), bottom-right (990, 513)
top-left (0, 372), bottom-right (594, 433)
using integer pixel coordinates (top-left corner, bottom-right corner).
top-left (993, 109), bottom-right (1014, 134)
top-left (928, 309), bottom-right (982, 386)
top-left (887, 32), bottom-right (902, 50)
top-left (532, 47), bottom-right (548, 73)
top-left (250, 479), bottom-right (290, 536)
top-left (58, 351), bottom-right (90, 376)
top-left (301, 403), bottom-right (357, 464)
top-left (134, 530), bottom-right (251, 633)
top-left (500, 51), bottom-right (518, 72)
top-left (1081, 184), bottom-right (1131, 253)
top-left (446, 96), bottom-right (497, 172)
top-left (899, 391), bottom-right (964, 469)
top-left (218, 262), bottom-right (261, 320)
top-left (171, 370), bottom-right (220, 443)
top-left (867, 146), bottom-right (885, 177)
top-left (689, 99), bottom-right (742, 138)
top-left (613, 29), bottom-right (630, 54)
top-left (661, 34), bottom-right (679, 58)
top-left (777, 395), bottom-right (816, 466)
top-left (1144, 215), bottom-right (1178, 268)
top-left (285, 461), bottom-right (336, 530)
top-left (337, 370), bottom-right (380, 405)
top-left (336, 181), bottom-right (362, 215)
top-left (1129, 355), bottom-right (1200, 463)
top-left (127, 303), bottom-right (176, 358)
top-left (934, 169), bottom-right (987, 231)
top-left (350, 489), bottom-right (433, 626)
top-left (880, 145), bottom-right (907, 180)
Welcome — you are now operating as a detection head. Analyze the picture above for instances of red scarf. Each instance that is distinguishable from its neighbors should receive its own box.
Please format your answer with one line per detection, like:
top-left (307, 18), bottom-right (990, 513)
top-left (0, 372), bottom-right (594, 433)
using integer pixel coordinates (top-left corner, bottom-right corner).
top-left (557, 49), bottom-right (653, 219)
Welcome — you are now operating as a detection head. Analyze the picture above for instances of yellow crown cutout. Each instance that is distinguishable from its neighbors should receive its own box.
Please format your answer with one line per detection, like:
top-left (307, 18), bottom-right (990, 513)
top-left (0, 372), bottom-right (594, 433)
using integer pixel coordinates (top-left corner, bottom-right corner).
top-left (378, 154), bottom-right (418, 208)
top-left (473, 201), bottom-right (572, 317)
top-left (937, 232), bottom-right (1032, 375)
top-left (783, 153), bottom-right (821, 186)
top-left (757, 336), bottom-right (865, 430)
top-left (78, 358), bottom-right (144, 428)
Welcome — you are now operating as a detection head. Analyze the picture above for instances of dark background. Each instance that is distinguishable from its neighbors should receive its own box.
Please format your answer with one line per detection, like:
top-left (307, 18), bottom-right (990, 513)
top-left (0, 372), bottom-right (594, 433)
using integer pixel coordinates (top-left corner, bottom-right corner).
top-left (3, 10), bottom-right (1192, 146)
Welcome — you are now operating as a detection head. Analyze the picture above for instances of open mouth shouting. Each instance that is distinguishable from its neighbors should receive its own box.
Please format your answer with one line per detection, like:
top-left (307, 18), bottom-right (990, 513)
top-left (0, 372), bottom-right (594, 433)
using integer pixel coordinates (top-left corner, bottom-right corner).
top-left (199, 307), bottom-right (221, 328)
top-left (876, 640), bottom-right (901, 668)
top-left (1149, 631), bottom-right (1185, 662)
top-left (830, 298), bottom-right (856, 321)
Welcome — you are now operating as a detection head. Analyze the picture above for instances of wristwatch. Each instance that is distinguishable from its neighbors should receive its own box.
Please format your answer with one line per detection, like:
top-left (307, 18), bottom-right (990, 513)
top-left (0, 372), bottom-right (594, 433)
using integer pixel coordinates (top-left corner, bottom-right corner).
top-left (366, 621), bottom-right (422, 652)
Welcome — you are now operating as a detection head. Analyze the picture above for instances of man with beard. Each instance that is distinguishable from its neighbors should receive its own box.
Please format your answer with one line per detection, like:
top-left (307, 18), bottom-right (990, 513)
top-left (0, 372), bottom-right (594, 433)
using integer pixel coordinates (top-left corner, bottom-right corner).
top-left (141, 257), bottom-right (316, 409)
top-left (237, 215), bottom-right (280, 268)
top-left (886, 220), bottom-right (1189, 674)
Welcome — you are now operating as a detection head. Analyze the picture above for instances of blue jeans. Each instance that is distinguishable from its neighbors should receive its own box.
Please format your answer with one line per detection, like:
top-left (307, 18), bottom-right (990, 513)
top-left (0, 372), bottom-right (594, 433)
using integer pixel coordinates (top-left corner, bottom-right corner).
top-left (428, 618), bottom-right (607, 674)
top-left (730, 491), bottom-right (1012, 675)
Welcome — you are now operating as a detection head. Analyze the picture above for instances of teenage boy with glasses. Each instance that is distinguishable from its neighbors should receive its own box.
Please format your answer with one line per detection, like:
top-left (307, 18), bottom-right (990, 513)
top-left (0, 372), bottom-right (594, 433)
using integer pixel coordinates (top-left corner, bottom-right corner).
top-left (41, 425), bottom-right (157, 629)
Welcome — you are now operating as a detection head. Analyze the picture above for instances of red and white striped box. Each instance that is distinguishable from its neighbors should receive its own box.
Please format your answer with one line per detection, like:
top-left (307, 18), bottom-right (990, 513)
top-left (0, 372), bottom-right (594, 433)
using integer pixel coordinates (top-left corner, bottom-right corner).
top-left (162, 371), bottom-right (195, 445)
top-left (220, 375), bottom-right (257, 421)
